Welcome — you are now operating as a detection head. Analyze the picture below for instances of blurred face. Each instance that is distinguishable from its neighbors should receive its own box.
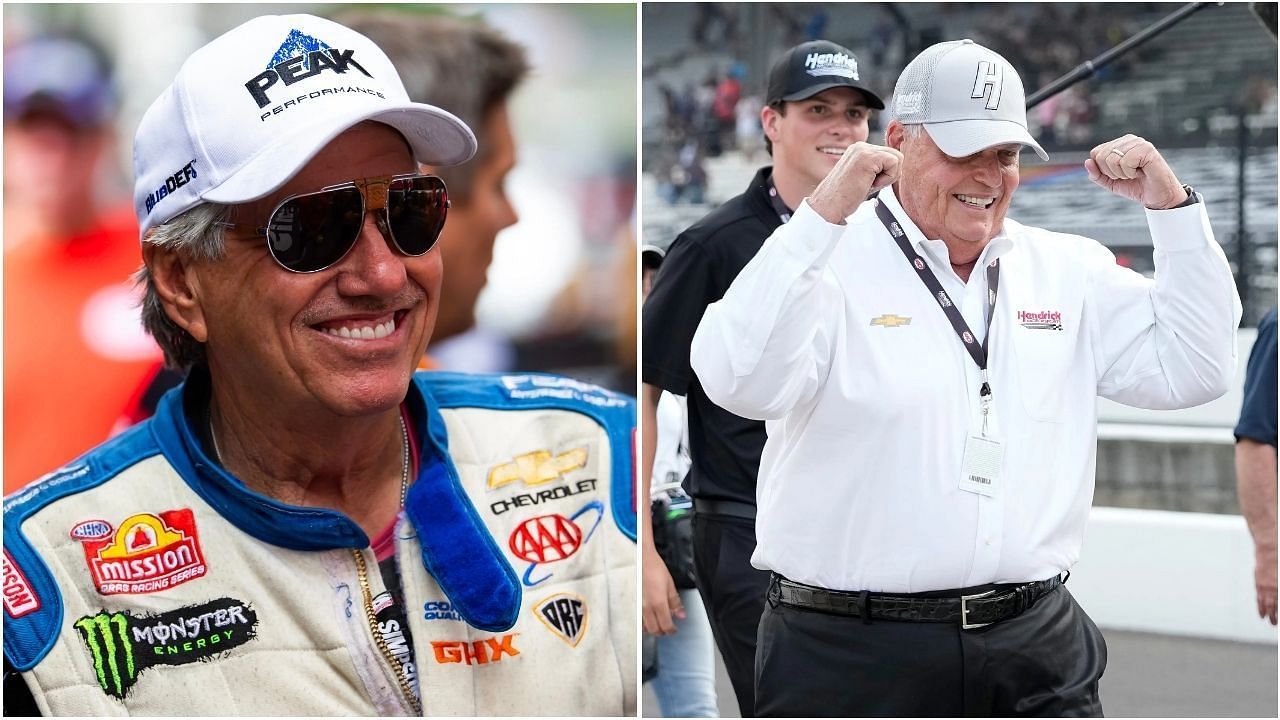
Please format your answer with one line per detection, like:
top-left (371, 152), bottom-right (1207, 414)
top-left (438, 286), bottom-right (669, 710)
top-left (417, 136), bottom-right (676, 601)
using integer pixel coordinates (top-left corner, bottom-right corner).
top-left (764, 87), bottom-right (870, 192)
top-left (191, 122), bottom-right (439, 418)
top-left (887, 122), bottom-right (1021, 254)
top-left (430, 103), bottom-right (518, 341)
top-left (3, 111), bottom-right (110, 234)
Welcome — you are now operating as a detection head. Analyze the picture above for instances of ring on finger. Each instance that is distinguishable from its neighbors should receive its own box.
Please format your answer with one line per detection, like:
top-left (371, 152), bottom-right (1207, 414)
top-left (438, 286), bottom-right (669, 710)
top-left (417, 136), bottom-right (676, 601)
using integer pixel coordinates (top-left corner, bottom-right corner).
top-left (1109, 147), bottom-right (1127, 158)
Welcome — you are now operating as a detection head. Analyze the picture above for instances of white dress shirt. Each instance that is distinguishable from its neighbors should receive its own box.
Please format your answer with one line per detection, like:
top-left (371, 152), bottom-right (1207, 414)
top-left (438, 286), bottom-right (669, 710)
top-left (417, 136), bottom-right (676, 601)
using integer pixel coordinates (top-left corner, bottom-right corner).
top-left (652, 391), bottom-right (691, 494)
top-left (690, 186), bottom-right (1241, 593)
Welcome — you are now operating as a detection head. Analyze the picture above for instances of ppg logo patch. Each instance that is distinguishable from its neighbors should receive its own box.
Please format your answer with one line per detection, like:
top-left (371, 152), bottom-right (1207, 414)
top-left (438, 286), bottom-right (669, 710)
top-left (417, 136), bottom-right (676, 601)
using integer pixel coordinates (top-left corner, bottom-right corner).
top-left (534, 593), bottom-right (588, 647)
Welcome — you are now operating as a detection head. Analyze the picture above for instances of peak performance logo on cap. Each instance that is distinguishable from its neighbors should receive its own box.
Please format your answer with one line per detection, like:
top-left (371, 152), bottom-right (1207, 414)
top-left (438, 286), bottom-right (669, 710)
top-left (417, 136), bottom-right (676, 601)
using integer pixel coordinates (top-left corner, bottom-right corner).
top-left (131, 14), bottom-right (476, 239)
top-left (244, 29), bottom-right (372, 110)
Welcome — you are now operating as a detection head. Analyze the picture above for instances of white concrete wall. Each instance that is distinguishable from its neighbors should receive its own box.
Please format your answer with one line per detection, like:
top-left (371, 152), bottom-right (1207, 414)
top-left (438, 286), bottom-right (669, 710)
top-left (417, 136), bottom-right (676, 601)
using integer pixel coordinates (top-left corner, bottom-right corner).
top-left (1072, 507), bottom-right (1278, 645)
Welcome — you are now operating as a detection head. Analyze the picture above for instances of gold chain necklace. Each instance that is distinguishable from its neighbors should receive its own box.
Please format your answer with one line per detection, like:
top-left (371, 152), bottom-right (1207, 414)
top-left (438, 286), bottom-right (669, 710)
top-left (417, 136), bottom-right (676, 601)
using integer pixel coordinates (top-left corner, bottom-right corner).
top-left (355, 412), bottom-right (418, 714)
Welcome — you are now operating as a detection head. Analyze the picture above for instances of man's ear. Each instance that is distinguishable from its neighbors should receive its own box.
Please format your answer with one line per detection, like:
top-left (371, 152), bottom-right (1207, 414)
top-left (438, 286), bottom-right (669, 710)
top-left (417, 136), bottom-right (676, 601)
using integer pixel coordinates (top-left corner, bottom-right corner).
top-left (761, 104), bottom-right (783, 146)
top-left (142, 240), bottom-right (209, 343)
top-left (885, 121), bottom-right (906, 152)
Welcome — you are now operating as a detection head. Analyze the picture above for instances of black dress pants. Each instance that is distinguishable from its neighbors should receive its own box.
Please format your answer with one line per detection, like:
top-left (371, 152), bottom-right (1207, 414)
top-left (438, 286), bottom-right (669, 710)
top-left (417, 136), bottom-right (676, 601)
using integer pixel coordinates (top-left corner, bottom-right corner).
top-left (692, 512), bottom-right (772, 717)
top-left (755, 580), bottom-right (1108, 717)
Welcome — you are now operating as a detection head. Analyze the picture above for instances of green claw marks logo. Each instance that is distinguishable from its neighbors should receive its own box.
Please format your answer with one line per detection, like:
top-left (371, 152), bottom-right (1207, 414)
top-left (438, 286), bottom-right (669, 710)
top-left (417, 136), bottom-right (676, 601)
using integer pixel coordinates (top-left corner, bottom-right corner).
top-left (73, 597), bottom-right (258, 699)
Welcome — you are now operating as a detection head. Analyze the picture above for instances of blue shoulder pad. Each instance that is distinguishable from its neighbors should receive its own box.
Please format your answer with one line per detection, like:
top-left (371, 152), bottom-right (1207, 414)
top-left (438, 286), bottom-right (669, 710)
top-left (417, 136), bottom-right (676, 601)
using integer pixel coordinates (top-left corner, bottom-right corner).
top-left (3, 422), bottom-right (160, 671)
top-left (415, 372), bottom-right (636, 541)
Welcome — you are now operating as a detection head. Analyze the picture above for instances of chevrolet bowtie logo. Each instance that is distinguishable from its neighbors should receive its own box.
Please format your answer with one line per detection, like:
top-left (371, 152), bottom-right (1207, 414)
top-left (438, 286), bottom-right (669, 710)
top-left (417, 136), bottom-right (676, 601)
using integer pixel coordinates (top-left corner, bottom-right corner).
top-left (488, 448), bottom-right (588, 489)
top-left (870, 314), bottom-right (912, 328)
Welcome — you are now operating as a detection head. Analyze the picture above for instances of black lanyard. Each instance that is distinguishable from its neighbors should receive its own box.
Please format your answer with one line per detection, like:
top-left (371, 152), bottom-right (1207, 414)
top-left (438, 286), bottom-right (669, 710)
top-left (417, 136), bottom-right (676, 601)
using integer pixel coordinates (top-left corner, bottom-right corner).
top-left (872, 198), bottom-right (1000, 401)
top-left (765, 174), bottom-right (793, 223)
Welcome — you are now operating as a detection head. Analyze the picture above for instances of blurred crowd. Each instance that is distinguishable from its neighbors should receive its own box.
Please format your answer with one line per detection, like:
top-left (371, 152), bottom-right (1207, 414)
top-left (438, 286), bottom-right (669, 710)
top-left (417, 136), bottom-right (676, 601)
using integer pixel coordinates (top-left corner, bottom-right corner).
top-left (646, 2), bottom-right (1183, 207)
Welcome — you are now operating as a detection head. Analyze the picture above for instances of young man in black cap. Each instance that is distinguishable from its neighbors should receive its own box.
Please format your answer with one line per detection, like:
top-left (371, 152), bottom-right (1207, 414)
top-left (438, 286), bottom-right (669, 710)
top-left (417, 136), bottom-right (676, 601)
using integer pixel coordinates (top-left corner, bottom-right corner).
top-left (641, 40), bottom-right (882, 716)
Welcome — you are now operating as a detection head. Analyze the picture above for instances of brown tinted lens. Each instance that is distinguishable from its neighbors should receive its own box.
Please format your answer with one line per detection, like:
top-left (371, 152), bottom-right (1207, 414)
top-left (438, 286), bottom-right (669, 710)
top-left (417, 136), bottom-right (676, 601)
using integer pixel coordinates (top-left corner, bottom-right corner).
top-left (267, 187), bottom-right (364, 272)
top-left (386, 175), bottom-right (448, 256)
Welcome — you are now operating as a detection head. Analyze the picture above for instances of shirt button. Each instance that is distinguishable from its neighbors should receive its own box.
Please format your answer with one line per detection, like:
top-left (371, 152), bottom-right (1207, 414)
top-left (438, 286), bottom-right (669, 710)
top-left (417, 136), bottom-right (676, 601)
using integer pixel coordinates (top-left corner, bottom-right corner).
top-left (984, 538), bottom-right (993, 546)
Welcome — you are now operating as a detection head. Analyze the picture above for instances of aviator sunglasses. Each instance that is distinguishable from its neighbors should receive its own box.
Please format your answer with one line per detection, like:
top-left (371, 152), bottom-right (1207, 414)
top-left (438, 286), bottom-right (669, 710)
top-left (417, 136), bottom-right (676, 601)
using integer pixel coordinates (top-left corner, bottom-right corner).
top-left (216, 173), bottom-right (449, 273)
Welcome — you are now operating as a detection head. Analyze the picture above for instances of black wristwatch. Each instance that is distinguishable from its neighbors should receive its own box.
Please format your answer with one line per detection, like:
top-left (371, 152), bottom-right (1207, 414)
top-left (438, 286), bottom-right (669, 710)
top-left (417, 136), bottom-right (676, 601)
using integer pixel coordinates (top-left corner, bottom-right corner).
top-left (1170, 184), bottom-right (1200, 209)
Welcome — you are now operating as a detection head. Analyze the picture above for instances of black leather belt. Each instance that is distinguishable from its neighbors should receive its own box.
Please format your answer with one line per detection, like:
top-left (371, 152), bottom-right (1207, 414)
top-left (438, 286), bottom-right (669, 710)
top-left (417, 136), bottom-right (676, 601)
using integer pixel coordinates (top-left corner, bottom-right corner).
top-left (772, 573), bottom-right (1063, 630)
top-left (692, 498), bottom-right (756, 521)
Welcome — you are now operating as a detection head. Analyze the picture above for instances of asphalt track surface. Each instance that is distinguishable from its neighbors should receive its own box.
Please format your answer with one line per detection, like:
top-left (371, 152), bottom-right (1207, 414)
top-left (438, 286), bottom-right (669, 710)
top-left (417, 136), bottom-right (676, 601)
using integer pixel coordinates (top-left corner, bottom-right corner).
top-left (643, 629), bottom-right (1278, 717)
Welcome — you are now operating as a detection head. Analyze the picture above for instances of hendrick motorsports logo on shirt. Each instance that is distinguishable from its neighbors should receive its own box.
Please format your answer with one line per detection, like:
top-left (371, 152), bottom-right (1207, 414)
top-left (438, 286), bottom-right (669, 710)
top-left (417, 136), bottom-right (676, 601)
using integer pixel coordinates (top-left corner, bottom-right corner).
top-left (78, 509), bottom-right (207, 595)
top-left (1018, 309), bottom-right (1064, 331)
top-left (73, 597), bottom-right (258, 700)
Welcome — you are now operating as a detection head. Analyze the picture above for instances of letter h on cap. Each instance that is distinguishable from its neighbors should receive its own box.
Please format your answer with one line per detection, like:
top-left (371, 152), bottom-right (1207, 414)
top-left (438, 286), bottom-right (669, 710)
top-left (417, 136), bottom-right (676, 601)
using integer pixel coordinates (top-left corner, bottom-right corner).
top-left (970, 61), bottom-right (1003, 110)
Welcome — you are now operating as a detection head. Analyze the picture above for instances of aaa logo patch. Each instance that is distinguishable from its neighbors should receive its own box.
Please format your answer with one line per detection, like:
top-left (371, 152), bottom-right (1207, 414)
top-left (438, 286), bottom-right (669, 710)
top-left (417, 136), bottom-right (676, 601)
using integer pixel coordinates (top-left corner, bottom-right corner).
top-left (78, 509), bottom-right (207, 595)
top-left (73, 597), bottom-right (258, 700)
top-left (507, 499), bottom-right (604, 587)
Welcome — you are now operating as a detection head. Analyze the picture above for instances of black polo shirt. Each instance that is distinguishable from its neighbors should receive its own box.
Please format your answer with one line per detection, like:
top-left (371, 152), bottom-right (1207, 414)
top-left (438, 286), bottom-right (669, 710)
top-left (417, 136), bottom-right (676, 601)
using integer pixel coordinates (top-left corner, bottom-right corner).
top-left (642, 166), bottom-right (784, 506)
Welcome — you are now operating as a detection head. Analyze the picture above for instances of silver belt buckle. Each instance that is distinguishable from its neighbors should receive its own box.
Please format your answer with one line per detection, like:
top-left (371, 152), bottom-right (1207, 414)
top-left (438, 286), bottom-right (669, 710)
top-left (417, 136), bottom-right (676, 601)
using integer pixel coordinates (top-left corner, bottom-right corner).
top-left (960, 589), bottom-right (996, 630)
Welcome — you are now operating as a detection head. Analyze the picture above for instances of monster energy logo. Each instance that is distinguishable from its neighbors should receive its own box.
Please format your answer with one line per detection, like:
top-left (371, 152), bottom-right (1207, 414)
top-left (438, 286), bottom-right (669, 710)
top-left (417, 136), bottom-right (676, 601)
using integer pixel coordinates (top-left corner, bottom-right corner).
top-left (73, 597), bottom-right (257, 700)
top-left (74, 613), bottom-right (135, 698)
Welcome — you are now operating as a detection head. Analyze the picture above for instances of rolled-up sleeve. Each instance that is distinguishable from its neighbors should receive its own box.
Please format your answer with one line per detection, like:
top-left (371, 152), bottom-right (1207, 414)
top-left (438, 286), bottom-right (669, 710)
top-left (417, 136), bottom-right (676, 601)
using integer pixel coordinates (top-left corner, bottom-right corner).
top-left (1091, 200), bottom-right (1243, 409)
top-left (690, 200), bottom-right (849, 420)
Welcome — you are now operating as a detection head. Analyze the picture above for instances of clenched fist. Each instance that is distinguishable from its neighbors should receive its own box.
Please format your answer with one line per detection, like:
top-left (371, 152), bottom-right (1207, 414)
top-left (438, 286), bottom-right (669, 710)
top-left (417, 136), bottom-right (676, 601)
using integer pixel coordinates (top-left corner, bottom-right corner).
top-left (808, 142), bottom-right (904, 224)
top-left (1085, 134), bottom-right (1188, 210)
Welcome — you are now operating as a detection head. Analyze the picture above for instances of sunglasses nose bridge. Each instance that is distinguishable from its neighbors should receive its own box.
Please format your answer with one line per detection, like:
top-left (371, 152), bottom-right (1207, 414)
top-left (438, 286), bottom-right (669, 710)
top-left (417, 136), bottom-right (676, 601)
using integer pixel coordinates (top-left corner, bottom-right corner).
top-left (356, 177), bottom-right (391, 212)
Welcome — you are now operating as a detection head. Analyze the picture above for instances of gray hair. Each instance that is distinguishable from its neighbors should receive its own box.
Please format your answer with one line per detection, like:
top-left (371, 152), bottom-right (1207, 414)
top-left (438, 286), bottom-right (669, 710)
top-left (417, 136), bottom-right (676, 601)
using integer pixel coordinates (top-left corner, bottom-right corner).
top-left (894, 121), bottom-right (926, 142)
top-left (337, 11), bottom-right (529, 202)
top-left (136, 202), bottom-right (231, 371)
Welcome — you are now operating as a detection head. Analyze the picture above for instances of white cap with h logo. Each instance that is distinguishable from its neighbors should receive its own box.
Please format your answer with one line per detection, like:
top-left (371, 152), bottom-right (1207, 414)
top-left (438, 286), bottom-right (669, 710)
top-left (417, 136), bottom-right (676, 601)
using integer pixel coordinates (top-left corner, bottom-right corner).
top-left (892, 39), bottom-right (1048, 161)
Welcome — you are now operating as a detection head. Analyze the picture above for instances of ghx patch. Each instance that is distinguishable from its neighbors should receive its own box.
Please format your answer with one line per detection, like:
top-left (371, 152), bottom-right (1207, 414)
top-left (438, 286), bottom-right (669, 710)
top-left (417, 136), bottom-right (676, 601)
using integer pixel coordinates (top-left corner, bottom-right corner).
top-left (74, 597), bottom-right (258, 700)
top-left (430, 633), bottom-right (520, 665)
top-left (534, 593), bottom-right (588, 647)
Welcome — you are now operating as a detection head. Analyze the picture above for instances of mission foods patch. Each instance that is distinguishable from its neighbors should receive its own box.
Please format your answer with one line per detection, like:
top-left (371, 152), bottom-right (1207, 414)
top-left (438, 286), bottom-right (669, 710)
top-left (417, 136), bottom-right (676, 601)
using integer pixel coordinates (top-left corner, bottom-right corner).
top-left (73, 597), bottom-right (258, 699)
top-left (78, 509), bottom-right (207, 595)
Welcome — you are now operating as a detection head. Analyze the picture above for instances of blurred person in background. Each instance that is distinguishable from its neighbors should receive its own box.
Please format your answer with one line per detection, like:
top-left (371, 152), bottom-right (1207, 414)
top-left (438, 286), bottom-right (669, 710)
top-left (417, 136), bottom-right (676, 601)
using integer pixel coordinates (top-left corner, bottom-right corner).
top-left (3, 33), bottom-right (165, 493)
top-left (1235, 308), bottom-right (1277, 625)
top-left (641, 243), bottom-right (719, 718)
top-left (642, 39), bottom-right (883, 717)
top-left (312, 10), bottom-right (528, 370)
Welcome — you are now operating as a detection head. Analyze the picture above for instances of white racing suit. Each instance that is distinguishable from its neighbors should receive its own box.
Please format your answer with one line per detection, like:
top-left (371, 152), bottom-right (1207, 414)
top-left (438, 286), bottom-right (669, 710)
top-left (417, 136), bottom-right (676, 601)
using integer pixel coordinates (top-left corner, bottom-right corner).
top-left (3, 370), bottom-right (637, 716)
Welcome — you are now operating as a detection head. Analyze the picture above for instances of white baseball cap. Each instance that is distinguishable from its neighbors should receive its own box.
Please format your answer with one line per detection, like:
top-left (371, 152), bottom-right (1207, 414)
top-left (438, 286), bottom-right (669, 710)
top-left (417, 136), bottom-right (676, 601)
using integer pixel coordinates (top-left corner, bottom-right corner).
top-left (892, 39), bottom-right (1048, 161)
top-left (132, 14), bottom-right (477, 239)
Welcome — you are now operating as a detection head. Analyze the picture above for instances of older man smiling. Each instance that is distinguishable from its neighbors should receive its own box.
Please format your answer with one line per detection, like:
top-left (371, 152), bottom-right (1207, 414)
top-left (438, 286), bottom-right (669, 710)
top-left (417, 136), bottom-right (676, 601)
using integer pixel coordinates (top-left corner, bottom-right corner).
top-left (3, 14), bottom-right (635, 716)
top-left (691, 39), bottom-right (1240, 717)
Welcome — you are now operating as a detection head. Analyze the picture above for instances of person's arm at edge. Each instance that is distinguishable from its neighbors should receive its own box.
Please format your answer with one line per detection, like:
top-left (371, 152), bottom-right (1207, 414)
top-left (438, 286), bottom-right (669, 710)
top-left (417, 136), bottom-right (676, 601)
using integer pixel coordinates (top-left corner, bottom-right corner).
top-left (641, 382), bottom-right (684, 636)
top-left (1235, 438), bottom-right (1277, 624)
